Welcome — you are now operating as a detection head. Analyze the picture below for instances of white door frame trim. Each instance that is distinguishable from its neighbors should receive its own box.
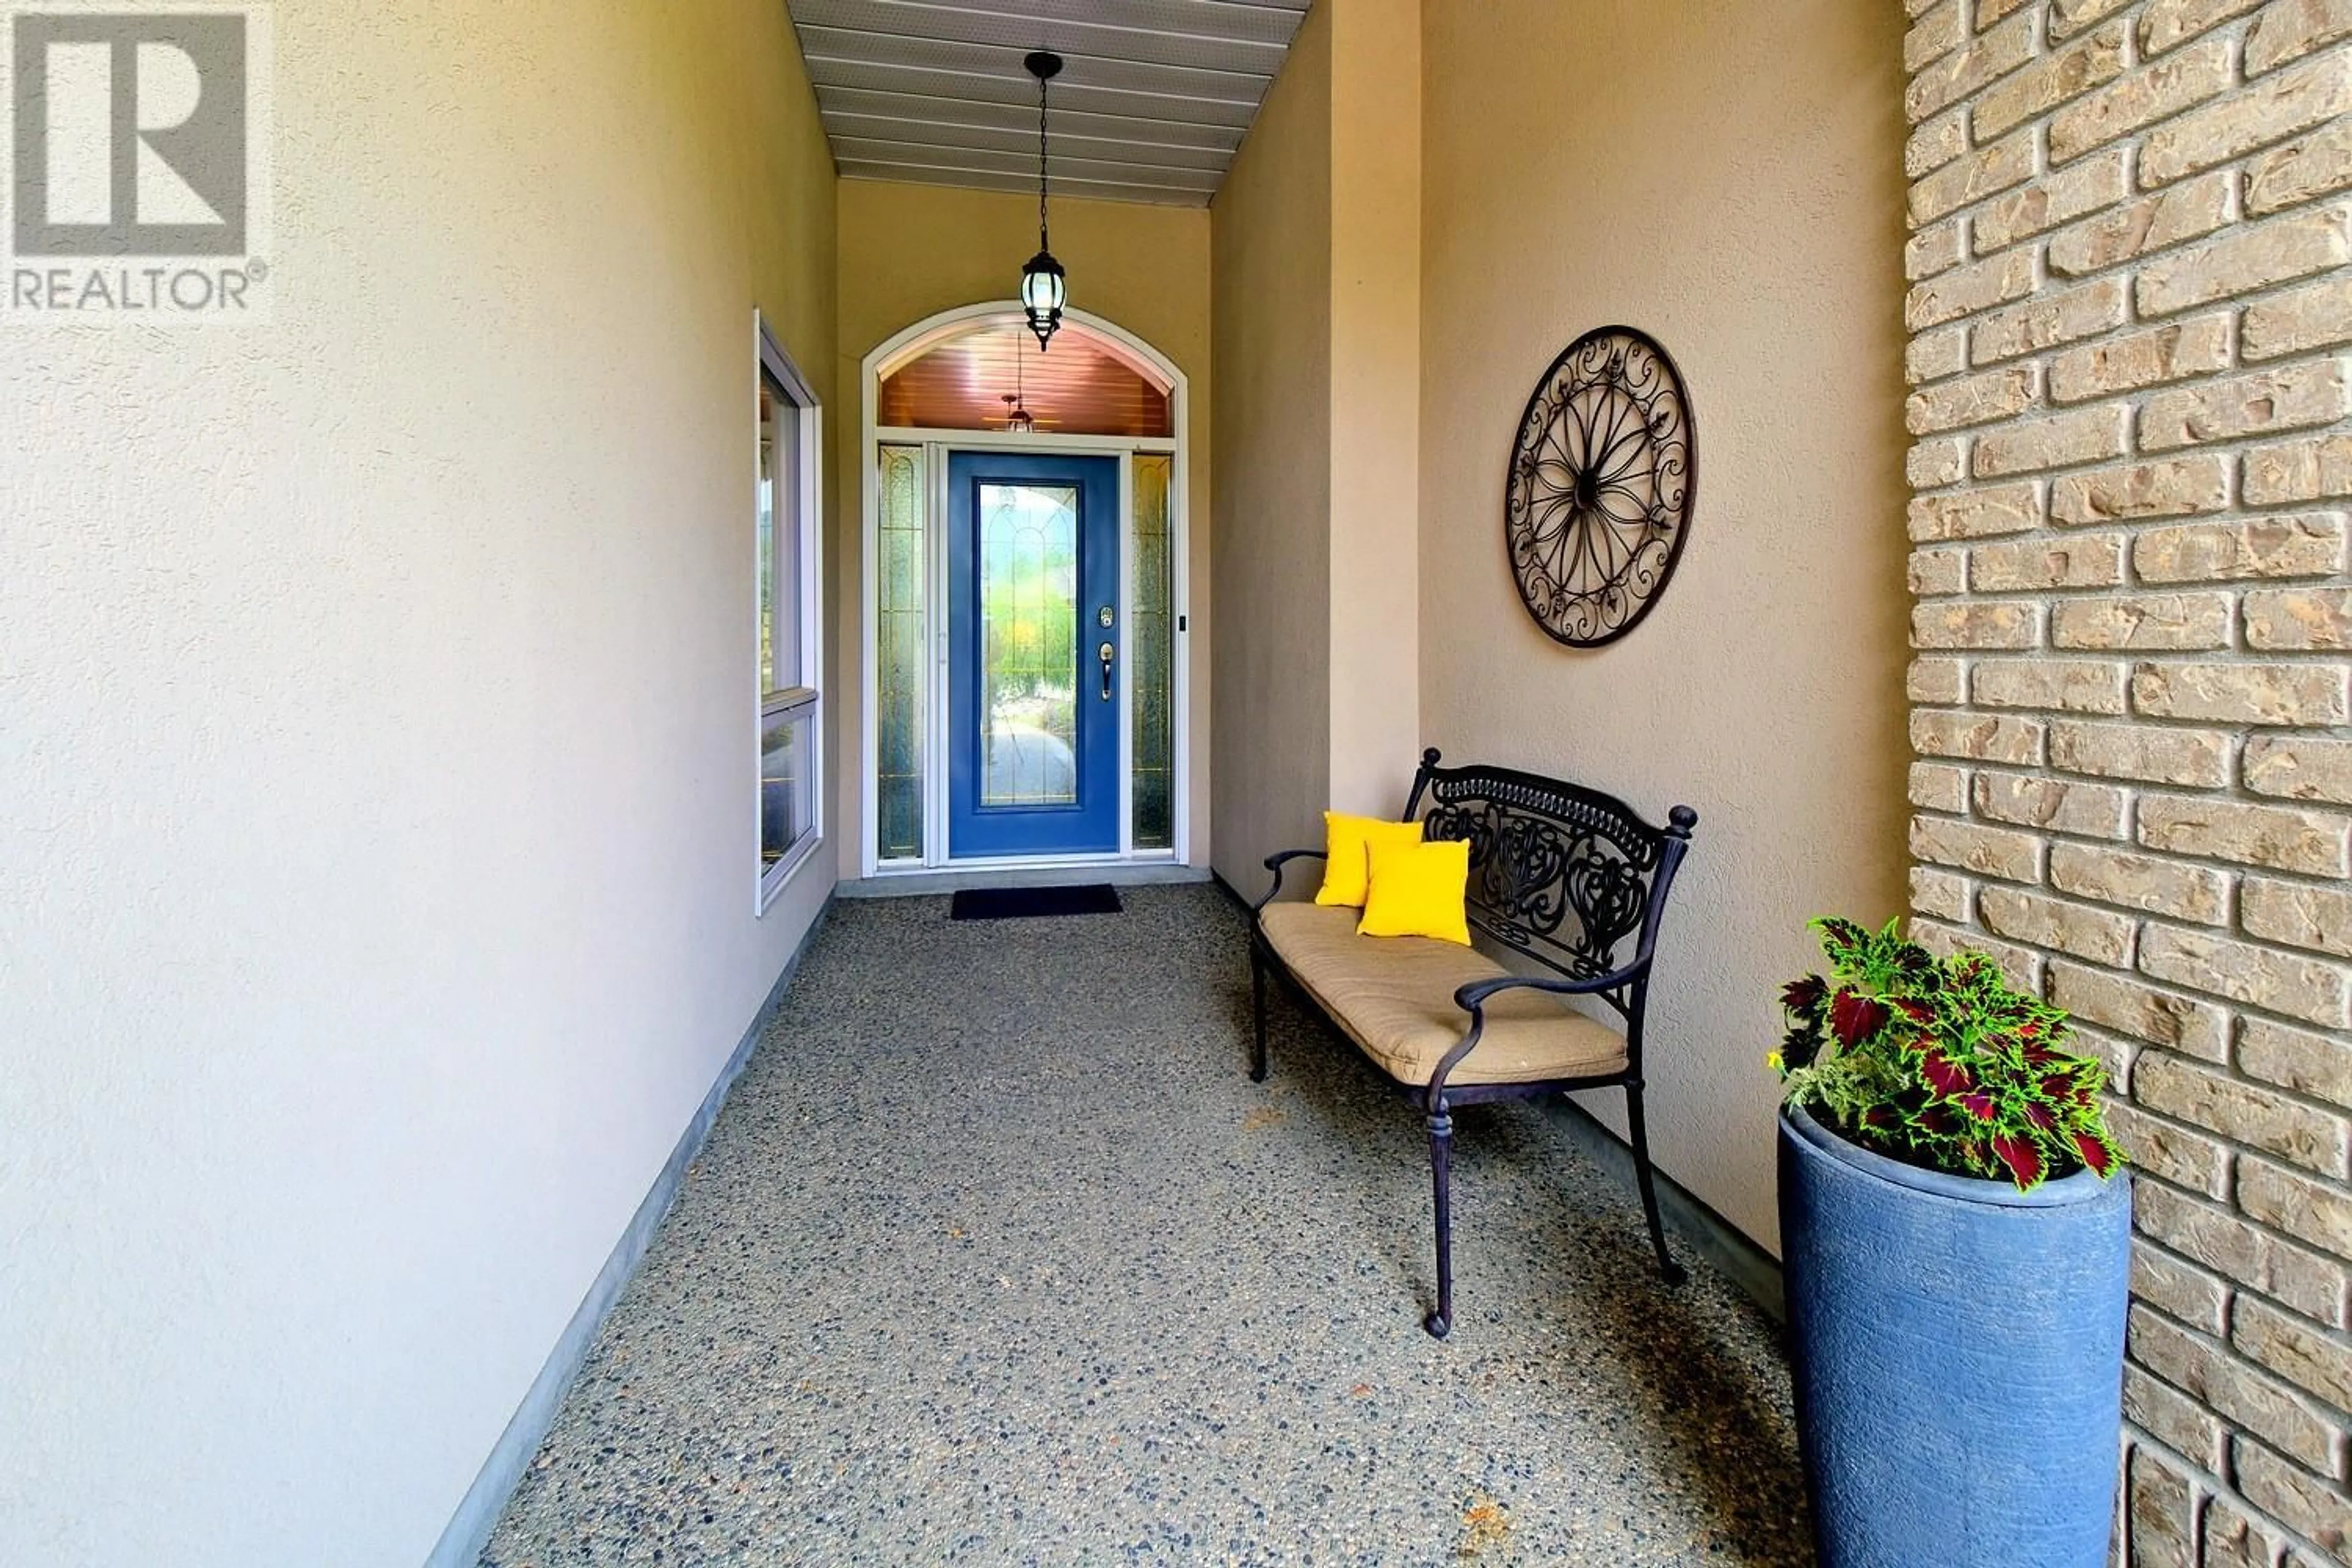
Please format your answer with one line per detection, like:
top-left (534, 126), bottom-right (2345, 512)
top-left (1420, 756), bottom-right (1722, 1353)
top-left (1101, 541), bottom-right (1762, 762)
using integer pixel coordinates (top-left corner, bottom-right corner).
top-left (858, 301), bottom-right (1192, 879)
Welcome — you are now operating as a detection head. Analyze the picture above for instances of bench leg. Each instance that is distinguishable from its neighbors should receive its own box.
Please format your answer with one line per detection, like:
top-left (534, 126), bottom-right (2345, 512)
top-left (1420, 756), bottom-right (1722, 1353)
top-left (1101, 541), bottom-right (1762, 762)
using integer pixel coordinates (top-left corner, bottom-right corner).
top-left (1424, 1104), bottom-right (1455, 1338)
top-left (1626, 1082), bottom-right (1685, 1286)
top-left (1248, 945), bottom-right (1270, 1083)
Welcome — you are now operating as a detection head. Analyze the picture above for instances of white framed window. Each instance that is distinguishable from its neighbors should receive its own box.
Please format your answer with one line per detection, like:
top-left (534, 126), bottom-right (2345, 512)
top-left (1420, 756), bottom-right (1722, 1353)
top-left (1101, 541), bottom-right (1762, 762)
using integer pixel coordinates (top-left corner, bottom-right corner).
top-left (758, 314), bottom-right (823, 910)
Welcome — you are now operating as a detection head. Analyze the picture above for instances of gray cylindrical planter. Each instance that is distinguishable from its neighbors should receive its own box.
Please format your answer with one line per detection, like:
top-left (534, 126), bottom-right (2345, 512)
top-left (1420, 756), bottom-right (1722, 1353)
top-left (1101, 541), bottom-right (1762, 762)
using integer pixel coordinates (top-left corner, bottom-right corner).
top-left (1778, 1107), bottom-right (2132, 1568)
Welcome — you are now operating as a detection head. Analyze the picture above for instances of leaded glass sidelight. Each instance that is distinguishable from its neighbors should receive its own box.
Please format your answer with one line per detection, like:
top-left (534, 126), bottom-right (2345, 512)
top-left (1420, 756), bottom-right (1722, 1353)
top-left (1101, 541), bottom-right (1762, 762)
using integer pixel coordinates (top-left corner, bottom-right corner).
top-left (876, 445), bottom-right (927, 862)
top-left (1131, 455), bottom-right (1175, 850)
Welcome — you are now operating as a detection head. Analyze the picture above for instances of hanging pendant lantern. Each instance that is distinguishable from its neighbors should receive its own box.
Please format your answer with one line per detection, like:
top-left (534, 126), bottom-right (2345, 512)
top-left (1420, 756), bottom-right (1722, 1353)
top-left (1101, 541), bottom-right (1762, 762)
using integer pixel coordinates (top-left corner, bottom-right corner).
top-left (1020, 50), bottom-right (1067, 352)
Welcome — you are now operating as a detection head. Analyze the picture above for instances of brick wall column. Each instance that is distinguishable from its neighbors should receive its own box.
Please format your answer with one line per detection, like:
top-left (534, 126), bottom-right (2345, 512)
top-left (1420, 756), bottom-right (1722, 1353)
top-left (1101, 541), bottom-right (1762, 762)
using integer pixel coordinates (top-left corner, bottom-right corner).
top-left (1901, 2), bottom-right (2352, 1563)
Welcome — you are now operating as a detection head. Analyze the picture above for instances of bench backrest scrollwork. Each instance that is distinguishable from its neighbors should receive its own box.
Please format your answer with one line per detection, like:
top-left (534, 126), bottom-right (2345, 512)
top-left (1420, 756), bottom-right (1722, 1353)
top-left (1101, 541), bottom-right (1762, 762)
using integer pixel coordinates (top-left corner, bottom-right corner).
top-left (1403, 748), bottom-right (1698, 984)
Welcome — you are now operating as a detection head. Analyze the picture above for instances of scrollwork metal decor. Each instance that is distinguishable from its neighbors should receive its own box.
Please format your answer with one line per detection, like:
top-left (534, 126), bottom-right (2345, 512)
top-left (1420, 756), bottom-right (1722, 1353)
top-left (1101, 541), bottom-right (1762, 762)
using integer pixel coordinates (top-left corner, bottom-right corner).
top-left (1505, 325), bottom-right (1697, 647)
top-left (1420, 764), bottom-right (1667, 982)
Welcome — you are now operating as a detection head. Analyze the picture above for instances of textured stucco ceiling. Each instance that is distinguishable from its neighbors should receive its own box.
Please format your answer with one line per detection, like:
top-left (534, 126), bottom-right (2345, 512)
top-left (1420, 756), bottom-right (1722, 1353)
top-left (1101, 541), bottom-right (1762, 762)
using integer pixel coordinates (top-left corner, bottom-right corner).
top-left (785, 0), bottom-right (1310, 208)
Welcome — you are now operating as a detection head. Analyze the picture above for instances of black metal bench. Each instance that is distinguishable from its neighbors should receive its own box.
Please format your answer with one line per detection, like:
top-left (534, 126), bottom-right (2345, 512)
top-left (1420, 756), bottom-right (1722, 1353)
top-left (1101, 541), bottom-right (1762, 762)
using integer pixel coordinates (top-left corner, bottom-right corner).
top-left (1249, 748), bottom-right (1699, 1337)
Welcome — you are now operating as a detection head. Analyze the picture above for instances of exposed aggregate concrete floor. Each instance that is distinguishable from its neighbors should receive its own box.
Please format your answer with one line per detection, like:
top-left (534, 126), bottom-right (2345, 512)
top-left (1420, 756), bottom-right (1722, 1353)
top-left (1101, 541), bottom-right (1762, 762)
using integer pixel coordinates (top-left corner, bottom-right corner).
top-left (484, 887), bottom-right (1810, 1567)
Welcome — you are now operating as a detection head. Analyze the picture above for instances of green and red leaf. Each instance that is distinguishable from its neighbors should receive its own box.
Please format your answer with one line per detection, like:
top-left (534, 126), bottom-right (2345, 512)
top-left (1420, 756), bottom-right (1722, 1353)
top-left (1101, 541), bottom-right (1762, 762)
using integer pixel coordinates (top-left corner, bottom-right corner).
top-left (1991, 1135), bottom-right (2045, 1189)
top-left (1828, 989), bottom-right (1891, 1049)
top-left (1913, 1104), bottom-right (1962, 1136)
top-left (1921, 1049), bottom-right (1973, 1098)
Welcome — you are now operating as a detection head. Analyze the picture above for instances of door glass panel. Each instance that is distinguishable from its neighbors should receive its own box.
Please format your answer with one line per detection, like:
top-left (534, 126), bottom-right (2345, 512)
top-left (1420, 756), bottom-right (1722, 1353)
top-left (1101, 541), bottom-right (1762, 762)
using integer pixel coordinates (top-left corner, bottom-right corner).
top-left (876, 445), bottom-right (926, 861)
top-left (1131, 455), bottom-right (1175, 850)
top-left (978, 481), bottom-right (1080, 808)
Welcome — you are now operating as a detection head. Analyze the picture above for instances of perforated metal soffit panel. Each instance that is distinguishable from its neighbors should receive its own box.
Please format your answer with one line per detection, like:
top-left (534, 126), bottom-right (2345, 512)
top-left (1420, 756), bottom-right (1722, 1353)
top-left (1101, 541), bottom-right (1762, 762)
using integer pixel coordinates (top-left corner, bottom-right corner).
top-left (785, 0), bottom-right (1311, 209)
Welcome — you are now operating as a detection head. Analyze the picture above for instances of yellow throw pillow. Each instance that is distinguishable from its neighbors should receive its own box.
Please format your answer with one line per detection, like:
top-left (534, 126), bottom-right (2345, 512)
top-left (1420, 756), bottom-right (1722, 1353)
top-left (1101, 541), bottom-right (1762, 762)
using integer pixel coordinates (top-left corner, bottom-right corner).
top-left (1358, 837), bottom-right (1473, 945)
top-left (1315, 812), bottom-right (1427, 908)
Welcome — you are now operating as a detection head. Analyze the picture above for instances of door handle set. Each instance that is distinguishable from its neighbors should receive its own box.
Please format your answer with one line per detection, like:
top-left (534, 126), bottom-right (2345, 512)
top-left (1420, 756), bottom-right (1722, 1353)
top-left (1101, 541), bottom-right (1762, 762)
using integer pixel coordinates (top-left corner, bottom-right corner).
top-left (1099, 641), bottom-right (1116, 701)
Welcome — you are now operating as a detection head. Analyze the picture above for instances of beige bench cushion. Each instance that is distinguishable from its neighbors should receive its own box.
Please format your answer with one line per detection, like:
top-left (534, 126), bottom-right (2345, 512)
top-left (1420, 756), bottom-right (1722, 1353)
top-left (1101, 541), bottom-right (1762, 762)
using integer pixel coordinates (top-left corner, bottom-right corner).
top-left (1259, 902), bottom-right (1627, 1088)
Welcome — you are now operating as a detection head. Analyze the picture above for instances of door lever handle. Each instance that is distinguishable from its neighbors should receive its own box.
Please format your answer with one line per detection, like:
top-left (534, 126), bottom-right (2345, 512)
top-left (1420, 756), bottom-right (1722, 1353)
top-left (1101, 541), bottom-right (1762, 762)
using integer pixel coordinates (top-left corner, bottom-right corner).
top-left (1099, 641), bottom-right (1116, 701)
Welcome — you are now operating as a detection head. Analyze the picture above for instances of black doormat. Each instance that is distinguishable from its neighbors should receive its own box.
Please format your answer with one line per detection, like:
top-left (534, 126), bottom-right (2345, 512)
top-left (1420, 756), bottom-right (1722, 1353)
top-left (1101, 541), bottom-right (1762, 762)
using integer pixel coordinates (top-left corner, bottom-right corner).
top-left (950, 884), bottom-right (1124, 921)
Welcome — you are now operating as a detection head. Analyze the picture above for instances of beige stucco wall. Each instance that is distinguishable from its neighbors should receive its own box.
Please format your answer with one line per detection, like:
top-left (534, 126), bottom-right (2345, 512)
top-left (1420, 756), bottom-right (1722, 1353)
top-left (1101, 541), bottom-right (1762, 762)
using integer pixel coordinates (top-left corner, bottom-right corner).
top-left (1208, 2), bottom-right (1343, 892)
top-left (1212, 0), bottom-right (1434, 890)
top-left (831, 180), bottom-right (1214, 875)
top-left (1420, 0), bottom-right (1912, 1251)
top-left (1327, 0), bottom-right (1425, 819)
top-left (0, 3), bottom-right (838, 1562)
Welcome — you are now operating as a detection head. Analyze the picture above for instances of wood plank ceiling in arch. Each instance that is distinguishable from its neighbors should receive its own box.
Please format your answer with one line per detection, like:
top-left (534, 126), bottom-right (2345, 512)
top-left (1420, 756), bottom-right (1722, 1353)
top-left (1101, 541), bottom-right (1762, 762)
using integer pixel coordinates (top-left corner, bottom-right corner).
top-left (880, 318), bottom-right (1173, 439)
top-left (784, 0), bottom-right (1311, 208)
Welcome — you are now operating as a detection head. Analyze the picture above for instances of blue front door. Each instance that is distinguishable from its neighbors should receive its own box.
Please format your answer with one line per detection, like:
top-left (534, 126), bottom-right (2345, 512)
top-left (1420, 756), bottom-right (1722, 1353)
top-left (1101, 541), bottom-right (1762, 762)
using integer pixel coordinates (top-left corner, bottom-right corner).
top-left (948, 451), bottom-right (1121, 858)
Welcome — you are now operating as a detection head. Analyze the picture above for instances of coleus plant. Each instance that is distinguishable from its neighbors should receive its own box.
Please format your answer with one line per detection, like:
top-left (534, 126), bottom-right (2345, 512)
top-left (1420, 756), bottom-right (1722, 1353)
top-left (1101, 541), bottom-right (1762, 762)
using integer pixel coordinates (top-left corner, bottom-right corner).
top-left (1772, 917), bottom-right (2124, 1192)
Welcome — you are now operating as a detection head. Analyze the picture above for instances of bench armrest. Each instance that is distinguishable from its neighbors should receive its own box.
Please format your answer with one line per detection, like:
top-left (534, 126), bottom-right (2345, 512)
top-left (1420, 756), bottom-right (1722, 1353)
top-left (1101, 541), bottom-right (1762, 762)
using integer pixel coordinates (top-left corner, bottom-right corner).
top-left (1452, 962), bottom-right (1648, 1012)
top-left (1423, 962), bottom-right (1651, 1105)
top-left (1254, 849), bottom-right (1327, 914)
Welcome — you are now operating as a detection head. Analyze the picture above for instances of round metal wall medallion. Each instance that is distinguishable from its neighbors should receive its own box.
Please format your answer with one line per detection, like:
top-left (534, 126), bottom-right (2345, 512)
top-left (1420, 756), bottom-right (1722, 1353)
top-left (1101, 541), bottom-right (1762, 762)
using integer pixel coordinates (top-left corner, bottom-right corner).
top-left (1504, 326), bottom-right (1697, 647)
